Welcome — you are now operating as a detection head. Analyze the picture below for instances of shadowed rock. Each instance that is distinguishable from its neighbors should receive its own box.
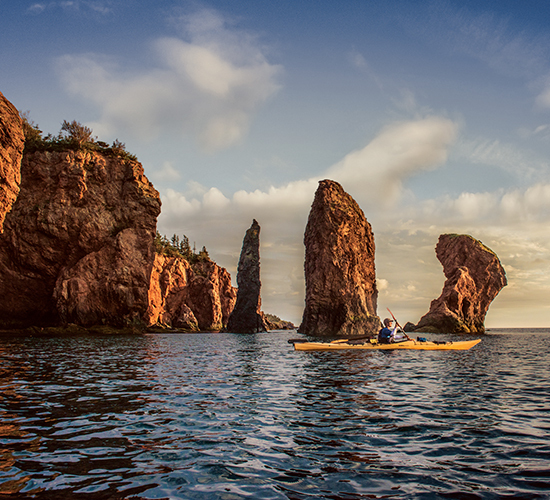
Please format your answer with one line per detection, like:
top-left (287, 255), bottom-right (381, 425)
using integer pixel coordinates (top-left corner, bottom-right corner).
top-left (299, 180), bottom-right (379, 337)
top-left (146, 254), bottom-right (236, 332)
top-left (226, 219), bottom-right (269, 333)
top-left (414, 234), bottom-right (507, 333)
top-left (0, 91), bottom-right (23, 232)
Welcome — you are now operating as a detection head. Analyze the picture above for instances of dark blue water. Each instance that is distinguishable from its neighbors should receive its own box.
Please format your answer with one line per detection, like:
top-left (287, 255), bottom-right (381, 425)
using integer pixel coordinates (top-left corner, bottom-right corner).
top-left (0, 329), bottom-right (549, 499)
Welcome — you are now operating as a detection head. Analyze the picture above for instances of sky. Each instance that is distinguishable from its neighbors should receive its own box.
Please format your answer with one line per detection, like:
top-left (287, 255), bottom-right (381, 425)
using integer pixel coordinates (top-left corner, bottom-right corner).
top-left (2, 0), bottom-right (550, 327)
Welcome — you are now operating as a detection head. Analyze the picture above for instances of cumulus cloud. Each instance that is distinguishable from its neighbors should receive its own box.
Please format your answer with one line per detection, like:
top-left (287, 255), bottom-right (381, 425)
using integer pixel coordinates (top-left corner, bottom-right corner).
top-left (500, 183), bottom-right (550, 221)
top-left (395, 183), bottom-right (548, 230)
top-left (56, 9), bottom-right (282, 151)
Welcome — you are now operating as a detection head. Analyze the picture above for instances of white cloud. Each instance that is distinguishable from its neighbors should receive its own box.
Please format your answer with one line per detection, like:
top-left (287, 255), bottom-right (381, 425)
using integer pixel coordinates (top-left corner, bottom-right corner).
top-left (377, 278), bottom-right (389, 291)
top-left (453, 191), bottom-right (499, 220)
top-left (203, 188), bottom-right (231, 212)
top-left (233, 179), bottom-right (317, 214)
top-left (27, 1), bottom-right (113, 16)
top-left (501, 183), bottom-right (550, 221)
top-left (326, 117), bottom-right (458, 205)
top-left (162, 189), bottom-right (201, 218)
top-left (27, 3), bottom-right (47, 14)
top-left (518, 123), bottom-right (550, 141)
top-left (533, 124), bottom-right (550, 135)
top-left (56, 8), bottom-right (282, 151)
top-left (149, 161), bottom-right (181, 183)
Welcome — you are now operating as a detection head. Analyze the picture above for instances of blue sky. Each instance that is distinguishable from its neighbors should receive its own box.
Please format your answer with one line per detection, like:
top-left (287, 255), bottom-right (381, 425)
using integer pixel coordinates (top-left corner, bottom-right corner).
top-left (2, 0), bottom-right (550, 327)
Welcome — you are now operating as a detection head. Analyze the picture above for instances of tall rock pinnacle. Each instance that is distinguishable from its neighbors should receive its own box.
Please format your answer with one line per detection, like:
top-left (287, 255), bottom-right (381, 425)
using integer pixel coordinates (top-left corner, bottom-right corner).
top-left (299, 180), bottom-right (379, 337)
top-left (226, 219), bottom-right (268, 333)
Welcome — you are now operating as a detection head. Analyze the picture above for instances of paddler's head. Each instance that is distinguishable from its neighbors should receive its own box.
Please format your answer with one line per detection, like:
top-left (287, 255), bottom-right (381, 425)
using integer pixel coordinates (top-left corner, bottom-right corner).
top-left (383, 318), bottom-right (393, 327)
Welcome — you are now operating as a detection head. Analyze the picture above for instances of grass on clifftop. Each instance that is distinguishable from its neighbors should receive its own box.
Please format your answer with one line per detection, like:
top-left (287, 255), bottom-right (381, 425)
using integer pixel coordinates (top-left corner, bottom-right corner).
top-left (20, 113), bottom-right (138, 162)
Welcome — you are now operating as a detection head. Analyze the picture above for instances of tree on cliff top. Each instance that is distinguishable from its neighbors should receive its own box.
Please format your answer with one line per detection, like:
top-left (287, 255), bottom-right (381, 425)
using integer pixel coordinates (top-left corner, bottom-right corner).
top-left (154, 232), bottom-right (210, 264)
top-left (20, 111), bottom-right (43, 149)
top-left (60, 120), bottom-right (93, 146)
top-left (19, 112), bottom-right (137, 161)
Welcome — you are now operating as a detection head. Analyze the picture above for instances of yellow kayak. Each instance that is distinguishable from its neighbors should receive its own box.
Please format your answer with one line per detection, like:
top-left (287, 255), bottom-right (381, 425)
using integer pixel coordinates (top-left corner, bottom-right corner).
top-left (292, 338), bottom-right (481, 351)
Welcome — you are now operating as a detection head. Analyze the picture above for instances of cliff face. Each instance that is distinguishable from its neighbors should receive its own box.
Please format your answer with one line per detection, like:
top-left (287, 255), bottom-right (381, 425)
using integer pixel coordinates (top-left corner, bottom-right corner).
top-left (415, 234), bottom-right (507, 333)
top-left (0, 92), bottom-right (23, 231)
top-left (0, 149), bottom-right (161, 327)
top-left (299, 179), bottom-right (379, 337)
top-left (146, 254), bottom-right (236, 332)
top-left (226, 219), bottom-right (269, 333)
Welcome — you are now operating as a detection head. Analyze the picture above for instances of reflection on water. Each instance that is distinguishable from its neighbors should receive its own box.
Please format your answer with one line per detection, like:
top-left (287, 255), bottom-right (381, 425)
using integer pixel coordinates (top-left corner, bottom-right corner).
top-left (0, 330), bottom-right (549, 498)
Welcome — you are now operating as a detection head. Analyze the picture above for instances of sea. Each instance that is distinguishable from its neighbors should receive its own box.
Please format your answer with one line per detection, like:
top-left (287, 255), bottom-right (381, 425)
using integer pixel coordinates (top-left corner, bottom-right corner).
top-left (0, 329), bottom-right (549, 499)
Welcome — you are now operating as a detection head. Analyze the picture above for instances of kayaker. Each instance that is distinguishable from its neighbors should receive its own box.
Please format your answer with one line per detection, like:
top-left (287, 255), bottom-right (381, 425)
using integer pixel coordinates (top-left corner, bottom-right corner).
top-left (378, 318), bottom-right (407, 344)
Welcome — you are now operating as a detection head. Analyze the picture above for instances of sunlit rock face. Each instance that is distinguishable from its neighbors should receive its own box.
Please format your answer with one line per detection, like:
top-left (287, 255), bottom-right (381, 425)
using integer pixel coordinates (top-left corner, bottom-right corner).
top-left (299, 179), bottom-right (379, 337)
top-left (414, 234), bottom-right (507, 333)
top-left (0, 91), bottom-right (23, 232)
top-left (146, 254), bottom-right (237, 332)
top-left (225, 219), bottom-right (269, 333)
top-left (0, 149), bottom-right (161, 327)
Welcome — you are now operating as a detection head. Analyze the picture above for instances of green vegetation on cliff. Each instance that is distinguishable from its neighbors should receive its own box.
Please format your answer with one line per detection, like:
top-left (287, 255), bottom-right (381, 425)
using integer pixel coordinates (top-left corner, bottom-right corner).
top-left (154, 232), bottom-right (210, 264)
top-left (20, 113), bottom-right (138, 162)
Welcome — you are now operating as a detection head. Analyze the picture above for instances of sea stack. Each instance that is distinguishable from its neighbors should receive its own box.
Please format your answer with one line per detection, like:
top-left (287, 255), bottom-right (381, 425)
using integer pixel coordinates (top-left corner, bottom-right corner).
top-left (414, 234), bottom-right (507, 333)
top-left (0, 91), bottom-right (23, 231)
top-left (299, 180), bottom-right (379, 337)
top-left (226, 219), bottom-right (269, 333)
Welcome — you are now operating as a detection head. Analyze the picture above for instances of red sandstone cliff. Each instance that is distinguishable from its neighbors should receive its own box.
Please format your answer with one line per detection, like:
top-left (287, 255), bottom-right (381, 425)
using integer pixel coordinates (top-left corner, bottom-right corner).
top-left (414, 234), bottom-right (507, 333)
top-left (299, 179), bottom-right (379, 337)
top-left (0, 92), bottom-right (23, 232)
top-left (0, 149), bottom-right (161, 327)
top-left (146, 254), bottom-right (236, 331)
